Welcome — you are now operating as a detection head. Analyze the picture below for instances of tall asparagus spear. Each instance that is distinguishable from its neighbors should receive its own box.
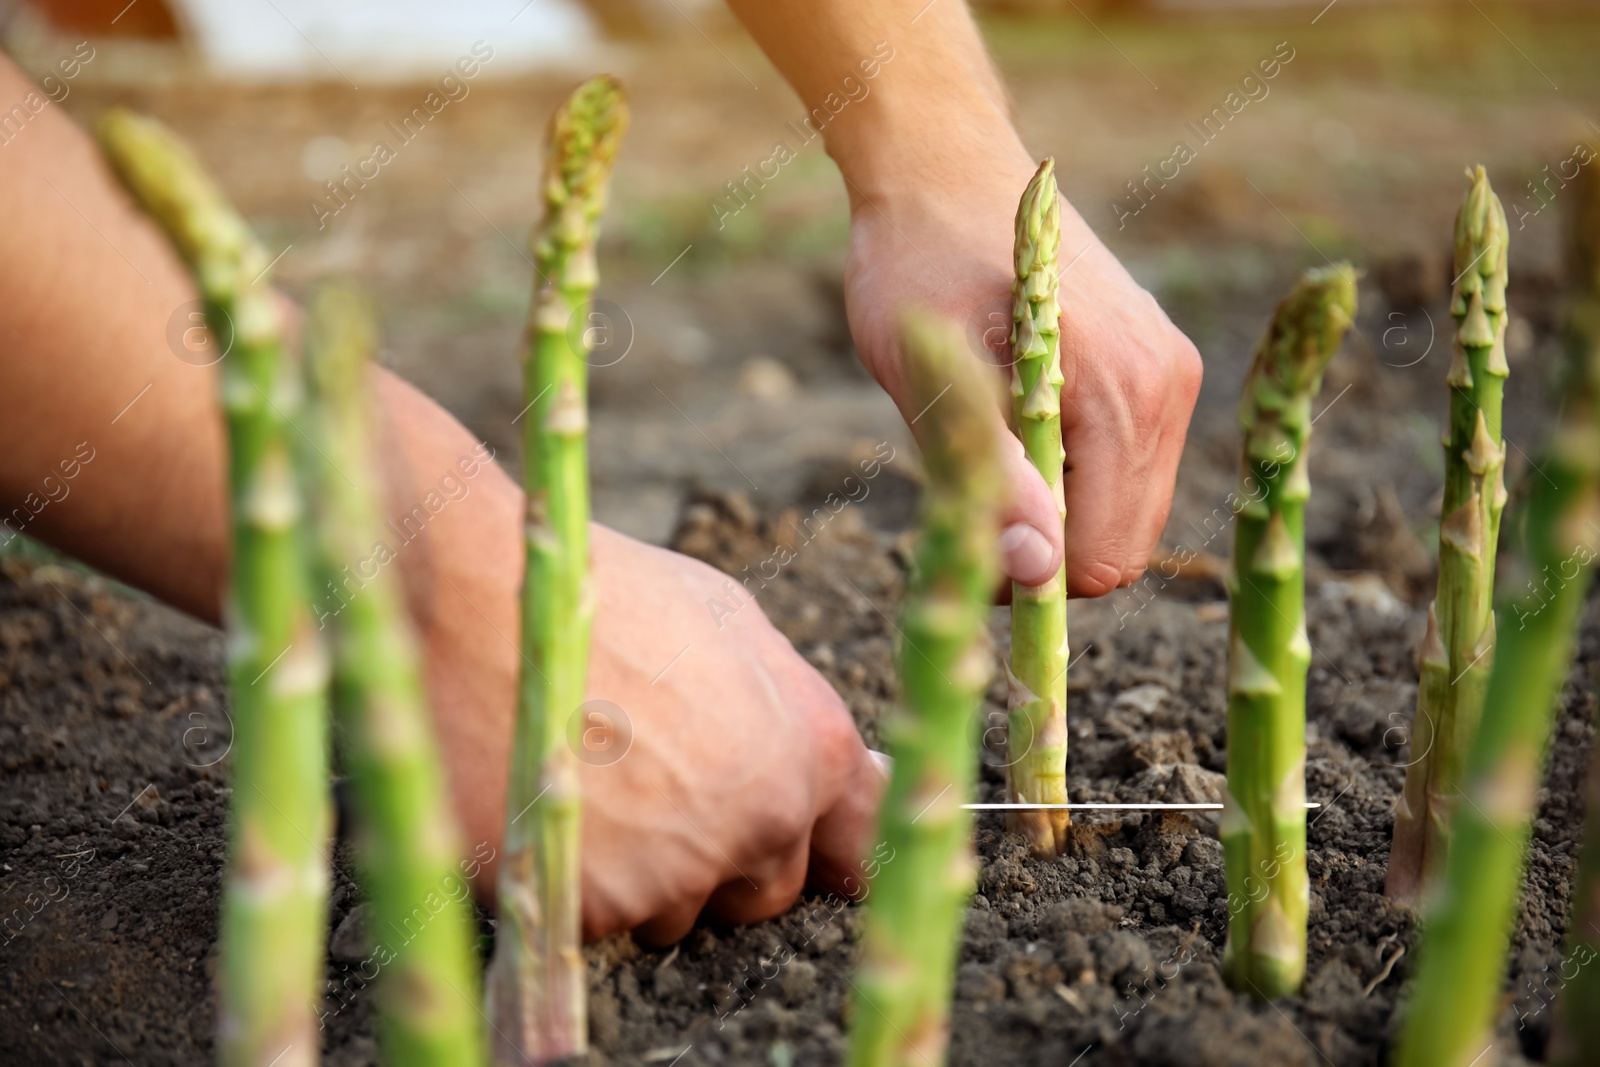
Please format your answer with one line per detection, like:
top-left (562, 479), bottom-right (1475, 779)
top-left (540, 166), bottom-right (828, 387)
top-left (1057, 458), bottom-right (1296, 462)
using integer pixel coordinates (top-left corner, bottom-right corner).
top-left (485, 75), bottom-right (627, 1065)
top-left (304, 286), bottom-right (484, 1067)
top-left (1221, 264), bottom-right (1357, 1000)
top-left (1386, 166), bottom-right (1511, 906)
top-left (1491, 163), bottom-right (1600, 1067)
top-left (97, 110), bottom-right (332, 1067)
top-left (848, 313), bottom-right (1004, 1067)
top-left (1006, 158), bottom-right (1070, 858)
top-left (1406, 160), bottom-right (1600, 1067)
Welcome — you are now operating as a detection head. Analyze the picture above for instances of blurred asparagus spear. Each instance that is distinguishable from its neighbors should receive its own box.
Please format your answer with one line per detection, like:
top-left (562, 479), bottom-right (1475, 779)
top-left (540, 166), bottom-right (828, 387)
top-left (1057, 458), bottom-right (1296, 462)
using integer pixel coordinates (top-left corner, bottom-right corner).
top-left (485, 75), bottom-right (627, 1065)
top-left (1387, 166), bottom-right (1511, 906)
top-left (1222, 264), bottom-right (1356, 1000)
top-left (1485, 163), bottom-right (1600, 1067)
top-left (1005, 158), bottom-right (1070, 858)
top-left (304, 286), bottom-right (485, 1067)
top-left (97, 109), bottom-right (332, 1067)
top-left (1510, 164), bottom-right (1600, 1067)
top-left (847, 313), bottom-right (1004, 1067)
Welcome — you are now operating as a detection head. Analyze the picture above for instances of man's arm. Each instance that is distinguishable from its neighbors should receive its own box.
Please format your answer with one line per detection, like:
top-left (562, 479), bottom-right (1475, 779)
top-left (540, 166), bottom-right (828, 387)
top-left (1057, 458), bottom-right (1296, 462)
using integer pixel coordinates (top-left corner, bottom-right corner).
top-left (723, 0), bottom-right (1018, 205)
top-left (728, 0), bottom-right (1204, 595)
top-left (0, 55), bottom-right (882, 940)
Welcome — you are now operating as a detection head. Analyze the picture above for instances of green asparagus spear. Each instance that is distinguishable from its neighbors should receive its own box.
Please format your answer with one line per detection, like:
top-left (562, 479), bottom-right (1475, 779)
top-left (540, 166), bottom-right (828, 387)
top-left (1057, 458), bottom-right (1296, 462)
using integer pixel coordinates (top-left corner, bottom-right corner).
top-left (1410, 160), bottom-right (1600, 1067)
top-left (1387, 166), bottom-right (1511, 906)
top-left (304, 286), bottom-right (485, 1067)
top-left (1222, 264), bottom-right (1357, 1000)
top-left (847, 313), bottom-right (1004, 1067)
top-left (1006, 158), bottom-right (1070, 858)
top-left (97, 109), bottom-right (332, 1067)
top-left (485, 74), bottom-right (627, 1065)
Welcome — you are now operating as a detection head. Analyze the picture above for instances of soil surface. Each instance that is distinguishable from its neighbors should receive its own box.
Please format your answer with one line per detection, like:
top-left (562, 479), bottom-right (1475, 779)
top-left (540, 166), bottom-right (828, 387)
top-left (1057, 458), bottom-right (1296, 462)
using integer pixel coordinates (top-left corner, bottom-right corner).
top-left (4, 434), bottom-right (1600, 1067)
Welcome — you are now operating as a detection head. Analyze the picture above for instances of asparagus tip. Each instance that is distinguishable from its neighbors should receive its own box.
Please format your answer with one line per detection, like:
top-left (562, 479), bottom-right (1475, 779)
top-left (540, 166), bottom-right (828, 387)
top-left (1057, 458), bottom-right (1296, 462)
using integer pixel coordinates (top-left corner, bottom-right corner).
top-left (306, 284), bottom-right (377, 396)
top-left (1014, 158), bottom-right (1060, 269)
top-left (542, 74), bottom-right (630, 207)
top-left (94, 107), bottom-right (265, 293)
top-left (900, 310), bottom-right (1004, 496)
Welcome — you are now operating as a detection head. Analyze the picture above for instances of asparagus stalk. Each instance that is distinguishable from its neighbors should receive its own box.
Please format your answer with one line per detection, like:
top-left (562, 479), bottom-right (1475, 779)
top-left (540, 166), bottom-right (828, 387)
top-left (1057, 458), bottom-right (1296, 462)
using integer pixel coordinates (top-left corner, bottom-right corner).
top-left (304, 286), bottom-right (485, 1067)
top-left (1221, 264), bottom-right (1357, 1000)
top-left (1006, 158), bottom-right (1070, 858)
top-left (97, 110), bottom-right (332, 1067)
top-left (848, 313), bottom-right (1004, 1067)
top-left (1386, 166), bottom-right (1511, 906)
top-left (1504, 163), bottom-right (1600, 1067)
top-left (1421, 161), bottom-right (1600, 1067)
top-left (485, 75), bottom-right (627, 1065)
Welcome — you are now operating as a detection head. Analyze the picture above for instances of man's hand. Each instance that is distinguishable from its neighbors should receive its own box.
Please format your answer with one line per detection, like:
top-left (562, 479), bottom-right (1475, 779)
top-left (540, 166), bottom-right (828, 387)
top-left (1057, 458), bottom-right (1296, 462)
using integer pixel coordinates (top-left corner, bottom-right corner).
top-left (843, 152), bottom-right (1203, 594)
top-left (725, 0), bottom-right (1204, 595)
top-left (385, 375), bottom-right (886, 944)
top-left (0, 49), bottom-right (882, 949)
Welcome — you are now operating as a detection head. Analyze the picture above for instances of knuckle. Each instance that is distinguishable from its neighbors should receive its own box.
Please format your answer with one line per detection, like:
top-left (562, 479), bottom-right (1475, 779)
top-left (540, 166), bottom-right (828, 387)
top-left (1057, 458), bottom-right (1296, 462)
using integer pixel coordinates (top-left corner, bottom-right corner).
top-left (762, 803), bottom-right (812, 854)
top-left (814, 699), bottom-right (858, 756)
top-left (1072, 558), bottom-right (1124, 598)
top-left (1172, 336), bottom-right (1204, 396)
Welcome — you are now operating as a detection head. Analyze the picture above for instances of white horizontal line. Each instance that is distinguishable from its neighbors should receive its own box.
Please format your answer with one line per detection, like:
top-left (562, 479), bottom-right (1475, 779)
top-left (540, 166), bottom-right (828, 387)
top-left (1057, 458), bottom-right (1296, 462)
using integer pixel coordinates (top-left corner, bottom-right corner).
top-left (963, 802), bottom-right (1323, 811)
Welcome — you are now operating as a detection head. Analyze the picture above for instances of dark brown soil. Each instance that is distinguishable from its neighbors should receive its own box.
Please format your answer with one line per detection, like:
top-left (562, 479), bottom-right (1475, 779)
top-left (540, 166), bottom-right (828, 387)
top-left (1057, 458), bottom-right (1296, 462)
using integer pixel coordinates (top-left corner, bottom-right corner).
top-left (4, 435), bottom-right (1599, 1067)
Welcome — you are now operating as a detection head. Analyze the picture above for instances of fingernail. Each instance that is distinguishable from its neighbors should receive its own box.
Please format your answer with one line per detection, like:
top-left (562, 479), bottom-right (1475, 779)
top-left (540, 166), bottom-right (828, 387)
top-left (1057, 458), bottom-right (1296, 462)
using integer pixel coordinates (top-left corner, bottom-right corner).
top-left (999, 522), bottom-right (1054, 585)
top-left (868, 750), bottom-right (893, 780)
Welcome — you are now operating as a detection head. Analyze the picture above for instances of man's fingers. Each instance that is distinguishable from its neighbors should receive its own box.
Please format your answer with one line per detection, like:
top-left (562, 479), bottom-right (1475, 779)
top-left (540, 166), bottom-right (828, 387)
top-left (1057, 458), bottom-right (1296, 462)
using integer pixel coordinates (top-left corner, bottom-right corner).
top-left (1057, 401), bottom-right (1182, 599)
top-left (996, 427), bottom-right (1065, 587)
top-left (635, 896), bottom-right (711, 948)
top-left (706, 840), bottom-right (811, 927)
top-left (806, 742), bottom-right (889, 901)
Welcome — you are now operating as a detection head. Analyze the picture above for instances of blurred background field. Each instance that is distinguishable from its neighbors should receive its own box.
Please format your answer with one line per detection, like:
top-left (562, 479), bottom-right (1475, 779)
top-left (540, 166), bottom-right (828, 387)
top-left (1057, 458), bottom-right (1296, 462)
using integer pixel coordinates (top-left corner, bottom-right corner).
top-left (4, 0), bottom-right (1597, 561)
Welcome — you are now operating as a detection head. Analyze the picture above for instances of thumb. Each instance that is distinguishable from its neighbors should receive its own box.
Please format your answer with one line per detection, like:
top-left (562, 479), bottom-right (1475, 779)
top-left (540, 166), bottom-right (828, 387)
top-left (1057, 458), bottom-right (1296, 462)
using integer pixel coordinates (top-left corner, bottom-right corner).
top-left (995, 425), bottom-right (1064, 586)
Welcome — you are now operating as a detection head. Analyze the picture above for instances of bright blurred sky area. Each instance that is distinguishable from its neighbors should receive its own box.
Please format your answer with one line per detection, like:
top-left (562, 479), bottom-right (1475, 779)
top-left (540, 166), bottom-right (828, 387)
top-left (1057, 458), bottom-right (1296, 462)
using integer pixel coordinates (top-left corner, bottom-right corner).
top-left (169, 0), bottom-right (599, 79)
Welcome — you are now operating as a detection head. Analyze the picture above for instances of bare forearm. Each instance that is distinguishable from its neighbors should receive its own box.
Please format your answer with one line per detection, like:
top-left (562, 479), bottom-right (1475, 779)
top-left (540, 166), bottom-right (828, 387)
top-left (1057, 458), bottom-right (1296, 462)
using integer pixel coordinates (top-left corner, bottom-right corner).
top-left (0, 56), bottom-right (516, 620)
top-left (0, 57), bottom-right (228, 617)
top-left (724, 0), bottom-right (1025, 205)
